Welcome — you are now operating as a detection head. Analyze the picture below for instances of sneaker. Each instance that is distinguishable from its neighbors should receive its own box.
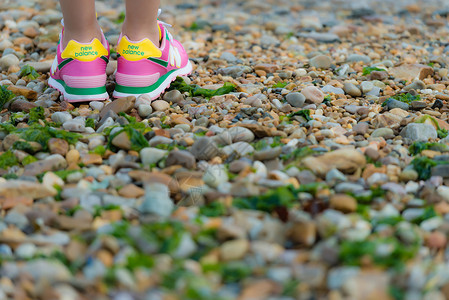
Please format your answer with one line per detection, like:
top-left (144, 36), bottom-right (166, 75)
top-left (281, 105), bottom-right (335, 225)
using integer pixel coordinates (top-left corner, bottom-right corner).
top-left (48, 22), bottom-right (110, 103)
top-left (113, 21), bottom-right (192, 100)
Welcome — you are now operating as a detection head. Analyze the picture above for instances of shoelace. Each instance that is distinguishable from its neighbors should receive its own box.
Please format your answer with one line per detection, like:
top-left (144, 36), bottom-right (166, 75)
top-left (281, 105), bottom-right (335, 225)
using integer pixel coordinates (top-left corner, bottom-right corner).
top-left (157, 8), bottom-right (172, 28)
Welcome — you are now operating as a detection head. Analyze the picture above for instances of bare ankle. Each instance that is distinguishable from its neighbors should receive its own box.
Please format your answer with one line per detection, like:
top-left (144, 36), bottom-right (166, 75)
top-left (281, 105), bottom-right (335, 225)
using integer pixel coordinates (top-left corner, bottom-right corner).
top-left (122, 21), bottom-right (160, 47)
top-left (62, 25), bottom-right (103, 49)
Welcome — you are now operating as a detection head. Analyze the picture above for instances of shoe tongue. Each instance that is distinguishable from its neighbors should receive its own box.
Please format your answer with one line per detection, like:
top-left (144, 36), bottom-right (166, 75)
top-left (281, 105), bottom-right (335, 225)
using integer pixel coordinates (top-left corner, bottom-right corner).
top-left (61, 38), bottom-right (108, 62)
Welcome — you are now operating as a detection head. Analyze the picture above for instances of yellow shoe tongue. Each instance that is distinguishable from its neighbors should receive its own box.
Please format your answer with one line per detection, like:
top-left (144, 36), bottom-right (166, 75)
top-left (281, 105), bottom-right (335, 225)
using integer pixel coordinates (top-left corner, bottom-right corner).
top-left (117, 36), bottom-right (162, 61)
top-left (61, 38), bottom-right (108, 62)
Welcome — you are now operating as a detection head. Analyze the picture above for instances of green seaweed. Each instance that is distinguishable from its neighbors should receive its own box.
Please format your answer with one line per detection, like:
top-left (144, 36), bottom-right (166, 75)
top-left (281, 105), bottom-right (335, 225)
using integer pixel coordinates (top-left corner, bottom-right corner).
top-left (170, 77), bottom-right (236, 98)
top-left (415, 115), bottom-right (449, 139)
top-left (408, 141), bottom-right (449, 155)
top-left (339, 236), bottom-right (418, 269)
top-left (0, 85), bottom-right (15, 109)
top-left (115, 11), bottom-right (125, 24)
top-left (19, 65), bottom-right (39, 80)
top-left (85, 118), bottom-right (95, 129)
top-left (282, 146), bottom-right (315, 161)
top-left (272, 82), bottom-right (288, 89)
top-left (411, 206), bottom-right (438, 224)
top-left (287, 109), bottom-right (312, 121)
top-left (22, 155), bottom-right (38, 166)
top-left (362, 66), bottom-right (385, 76)
top-left (90, 145), bottom-right (106, 156)
top-left (16, 125), bottom-right (80, 151)
top-left (0, 150), bottom-right (18, 169)
top-left (233, 185), bottom-right (297, 212)
top-left (410, 156), bottom-right (439, 180)
top-left (28, 106), bottom-right (45, 124)
top-left (199, 201), bottom-right (227, 217)
top-left (125, 253), bottom-right (154, 271)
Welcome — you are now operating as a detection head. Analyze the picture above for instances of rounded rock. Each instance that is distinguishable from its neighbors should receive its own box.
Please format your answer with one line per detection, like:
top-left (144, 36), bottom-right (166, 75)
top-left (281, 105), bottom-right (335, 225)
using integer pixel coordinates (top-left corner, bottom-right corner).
top-left (301, 86), bottom-right (325, 104)
top-left (309, 55), bottom-right (332, 69)
top-left (151, 100), bottom-right (170, 111)
top-left (286, 92), bottom-right (306, 108)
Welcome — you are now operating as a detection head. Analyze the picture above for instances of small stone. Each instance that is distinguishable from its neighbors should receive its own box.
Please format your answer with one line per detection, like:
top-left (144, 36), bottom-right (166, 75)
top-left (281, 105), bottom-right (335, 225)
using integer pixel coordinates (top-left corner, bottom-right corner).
top-left (390, 64), bottom-right (434, 81)
top-left (404, 80), bottom-right (426, 91)
top-left (111, 131), bottom-right (131, 150)
top-left (254, 64), bottom-right (280, 73)
top-left (139, 183), bottom-right (174, 216)
top-left (371, 128), bottom-right (394, 138)
top-left (90, 101), bottom-right (104, 111)
top-left (322, 85), bottom-right (344, 95)
top-left (203, 165), bottom-right (228, 188)
top-left (289, 222), bottom-right (317, 246)
top-left (118, 184), bottom-right (145, 198)
top-left (140, 147), bottom-right (167, 165)
top-left (410, 101), bottom-right (427, 110)
top-left (81, 154), bottom-right (103, 165)
top-left (137, 105), bottom-right (153, 118)
top-left (218, 66), bottom-right (252, 78)
top-left (99, 96), bottom-right (135, 118)
top-left (190, 137), bottom-right (220, 160)
top-left (253, 147), bottom-right (282, 161)
top-left (426, 231), bottom-right (447, 249)
top-left (15, 243), bottom-right (37, 259)
top-left (51, 112), bottom-right (72, 124)
top-left (0, 54), bottom-right (19, 70)
top-left (228, 126), bottom-right (255, 143)
top-left (400, 123), bottom-right (438, 141)
top-left (66, 149), bottom-right (80, 164)
top-left (22, 259), bottom-right (71, 282)
top-left (432, 99), bottom-right (444, 109)
top-left (303, 149), bottom-right (366, 177)
top-left (309, 55), bottom-right (332, 69)
top-left (286, 92), bottom-right (306, 107)
top-left (386, 99), bottom-right (409, 111)
top-left (10, 98), bottom-right (37, 112)
top-left (163, 90), bottom-right (184, 104)
top-left (219, 239), bottom-right (250, 261)
top-left (352, 122), bottom-right (369, 135)
top-left (0, 180), bottom-right (56, 199)
top-left (8, 86), bottom-right (37, 100)
top-left (432, 165), bottom-right (449, 178)
top-left (360, 81), bottom-right (374, 94)
top-left (220, 52), bottom-right (237, 63)
top-left (63, 120), bottom-right (85, 132)
top-left (166, 150), bottom-right (196, 169)
top-left (347, 54), bottom-right (371, 63)
top-left (344, 82), bottom-right (362, 97)
top-left (24, 154), bottom-right (67, 176)
top-left (48, 138), bottom-right (69, 156)
top-left (301, 86), bottom-right (324, 104)
top-left (151, 100), bottom-right (170, 111)
top-left (42, 172), bottom-right (64, 190)
top-left (329, 194), bottom-right (357, 213)
top-left (223, 142), bottom-right (255, 156)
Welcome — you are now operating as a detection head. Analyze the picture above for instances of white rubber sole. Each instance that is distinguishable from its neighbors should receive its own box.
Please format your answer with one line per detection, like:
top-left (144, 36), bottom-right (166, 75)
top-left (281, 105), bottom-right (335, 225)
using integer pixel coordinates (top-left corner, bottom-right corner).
top-left (48, 77), bottom-right (109, 103)
top-left (112, 61), bottom-right (193, 100)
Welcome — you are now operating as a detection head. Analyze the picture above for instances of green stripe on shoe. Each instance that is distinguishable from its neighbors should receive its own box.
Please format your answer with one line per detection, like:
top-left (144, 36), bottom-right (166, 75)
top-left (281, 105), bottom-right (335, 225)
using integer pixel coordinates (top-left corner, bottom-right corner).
top-left (100, 55), bottom-right (109, 63)
top-left (58, 58), bottom-right (73, 70)
top-left (148, 57), bottom-right (168, 67)
top-left (115, 69), bottom-right (176, 94)
top-left (55, 79), bottom-right (106, 95)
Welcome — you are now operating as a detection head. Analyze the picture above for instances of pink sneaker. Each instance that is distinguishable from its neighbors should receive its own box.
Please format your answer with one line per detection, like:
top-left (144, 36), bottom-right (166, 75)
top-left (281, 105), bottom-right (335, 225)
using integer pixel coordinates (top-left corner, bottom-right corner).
top-left (113, 22), bottom-right (192, 100)
top-left (48, 23), bottom-right (110, 103)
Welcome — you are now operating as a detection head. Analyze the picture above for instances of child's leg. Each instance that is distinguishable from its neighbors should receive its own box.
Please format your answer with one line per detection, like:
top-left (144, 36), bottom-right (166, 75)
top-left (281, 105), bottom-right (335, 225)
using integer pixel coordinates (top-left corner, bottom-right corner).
top-left (60, 0), bottom-right (102, 48)
top-left (122, 0), bottom-right (161, 46)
